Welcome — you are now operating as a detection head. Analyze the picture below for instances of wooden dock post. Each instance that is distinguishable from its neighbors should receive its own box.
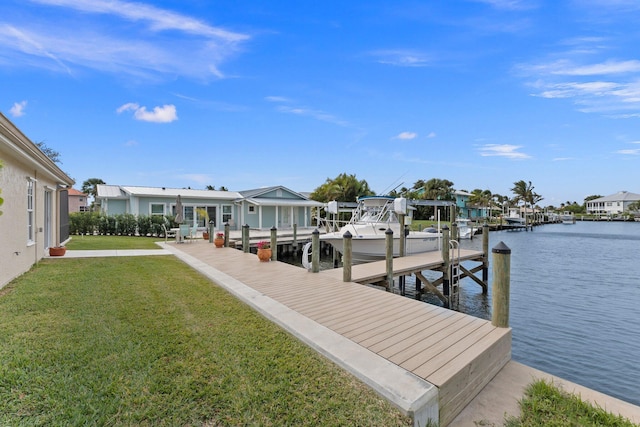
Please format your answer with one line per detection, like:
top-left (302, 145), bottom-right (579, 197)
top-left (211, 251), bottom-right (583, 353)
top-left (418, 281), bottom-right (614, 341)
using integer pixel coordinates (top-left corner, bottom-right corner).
top-left (492, 241), bottom-right (511, 328)
top-left (482, 222), bottom-right (489, 288)
top-left (399, 214), bottom-right (406, 256)
top-left (385, 228), bottom-right (393, 292)
top-left (442, 225), bottom-right (451, 308)
top-left (293, 223), bottom-right (298, 252)
top-left (311, 229), bottom-right (320, 273)
top-left (451, 221), bottom-right (458, 242)
top-left (242, 224), bottom-right (249, 253)
top-left (270, 226), bottom-right (277, 261)
top-left (343, 231), bottom-right (352, 282)
top-left (224, 222), bottom-right (230, 247)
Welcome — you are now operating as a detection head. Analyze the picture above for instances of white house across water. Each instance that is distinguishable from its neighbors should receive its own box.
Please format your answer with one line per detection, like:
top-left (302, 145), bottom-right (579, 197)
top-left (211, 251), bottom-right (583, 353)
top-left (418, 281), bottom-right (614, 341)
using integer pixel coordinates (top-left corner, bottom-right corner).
top-left (585, 191), bottom-right (640, 216)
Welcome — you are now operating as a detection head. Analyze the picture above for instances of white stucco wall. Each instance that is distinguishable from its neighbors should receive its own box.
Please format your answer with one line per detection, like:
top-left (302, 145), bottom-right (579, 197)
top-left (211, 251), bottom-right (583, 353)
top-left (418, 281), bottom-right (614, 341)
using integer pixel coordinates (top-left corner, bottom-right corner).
top-left (0, 113), bottom-right (73, 289)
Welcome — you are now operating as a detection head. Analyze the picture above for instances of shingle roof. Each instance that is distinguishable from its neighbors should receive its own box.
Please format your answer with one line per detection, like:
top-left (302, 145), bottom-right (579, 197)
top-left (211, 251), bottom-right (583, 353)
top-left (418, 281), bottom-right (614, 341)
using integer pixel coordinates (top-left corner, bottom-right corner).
top-left (68, 188), bottom-right (87, 196)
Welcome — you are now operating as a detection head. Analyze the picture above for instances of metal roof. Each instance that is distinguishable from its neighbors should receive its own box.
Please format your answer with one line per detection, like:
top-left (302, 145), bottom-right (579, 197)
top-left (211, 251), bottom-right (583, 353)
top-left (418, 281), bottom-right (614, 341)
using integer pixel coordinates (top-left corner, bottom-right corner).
top-left (244, 197), bottom-right (324, 207)
top-left (96, 184), bottom-right (241, 200)
top-left (590, 191), bottom-right (640, 203)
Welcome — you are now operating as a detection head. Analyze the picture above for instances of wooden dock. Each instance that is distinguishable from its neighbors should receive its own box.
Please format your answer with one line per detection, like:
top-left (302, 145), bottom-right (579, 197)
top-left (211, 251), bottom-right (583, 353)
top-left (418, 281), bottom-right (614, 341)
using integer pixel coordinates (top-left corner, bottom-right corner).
top-left (320, 249), bottom-right (484, 284)
top-left (164, 241), bottom-right (511, 426)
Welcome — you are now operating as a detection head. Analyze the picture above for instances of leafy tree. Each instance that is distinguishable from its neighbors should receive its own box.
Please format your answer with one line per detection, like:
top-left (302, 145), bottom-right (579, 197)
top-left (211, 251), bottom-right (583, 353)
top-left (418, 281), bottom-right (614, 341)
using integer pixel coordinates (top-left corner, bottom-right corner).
top-left (627, 201), bottom-right (640, 212)
top-left (416, 178), bottom-right (455, 201)
top-left (35, 141), bottom-right (62, 164)
top-left (410, 178), bottom-right (455, 220)
top-left (81, 178), bottom-right (106, 199)
top-left (310, 173), bottom-right (374, 202)
top-left (469, 189), bottom-right (493, 218)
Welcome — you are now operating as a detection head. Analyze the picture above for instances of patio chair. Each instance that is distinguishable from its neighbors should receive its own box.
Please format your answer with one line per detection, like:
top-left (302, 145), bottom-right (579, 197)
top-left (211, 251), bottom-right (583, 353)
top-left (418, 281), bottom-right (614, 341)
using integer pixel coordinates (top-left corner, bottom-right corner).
top-left (190, 225), bottom-right (198, 240)
top-left (179, 224), bottom-right (190, 243)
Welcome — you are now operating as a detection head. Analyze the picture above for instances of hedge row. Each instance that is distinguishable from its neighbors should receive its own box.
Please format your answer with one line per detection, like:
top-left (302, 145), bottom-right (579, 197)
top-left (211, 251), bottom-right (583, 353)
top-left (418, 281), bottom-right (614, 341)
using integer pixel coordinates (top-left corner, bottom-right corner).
top-left (69, 212), bottom-right (179, 237)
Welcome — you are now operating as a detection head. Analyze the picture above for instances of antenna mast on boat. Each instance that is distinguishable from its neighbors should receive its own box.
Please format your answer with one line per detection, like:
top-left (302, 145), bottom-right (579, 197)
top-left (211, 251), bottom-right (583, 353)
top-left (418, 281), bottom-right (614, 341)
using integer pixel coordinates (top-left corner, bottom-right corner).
top-left (379, 171), bottom-right (408, 195)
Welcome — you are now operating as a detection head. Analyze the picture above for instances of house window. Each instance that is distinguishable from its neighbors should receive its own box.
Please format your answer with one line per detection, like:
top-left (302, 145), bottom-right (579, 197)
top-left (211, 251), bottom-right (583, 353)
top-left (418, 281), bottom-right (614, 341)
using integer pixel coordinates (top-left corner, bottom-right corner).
top-left (79, 197), bottom-right (84, 202)
top-left (184, 206), bottom-right (194, 224)
top-left (606, 202), bottom-right (612, 207)
top-left (222, 205), bottom-right (233, 223)
top-left (27, 179), bottom-right (34, 243)
top-left (79, 206), bottom-right (90, 212)
top-left (248, 205), bottom-right (256, 214)
top-left (150, 203), bottom-right (165, 216)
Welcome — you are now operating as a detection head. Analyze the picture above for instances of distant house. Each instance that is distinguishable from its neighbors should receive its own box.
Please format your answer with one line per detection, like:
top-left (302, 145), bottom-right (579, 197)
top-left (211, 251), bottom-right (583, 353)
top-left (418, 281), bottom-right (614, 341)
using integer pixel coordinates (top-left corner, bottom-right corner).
top-left (95, 184), bottom-right (323, 230)
top-left (237, 186), bottom-right (324, 230)
top-left (585, 191), bottom-right (640, 216)
top-left (0, 112), bottom-right (74, 289)
top-left (68, 188), bottom-right (89, 212)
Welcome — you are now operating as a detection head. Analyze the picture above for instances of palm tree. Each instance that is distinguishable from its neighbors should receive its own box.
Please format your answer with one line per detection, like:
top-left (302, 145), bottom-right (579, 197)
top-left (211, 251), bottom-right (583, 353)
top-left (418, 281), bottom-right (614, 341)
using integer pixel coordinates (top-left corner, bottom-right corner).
top-left (469, 189), bottom-right (493, 221)
top-left (81, 178), bottom-right (106, 211)
top-left (310, 173), bottom-right (374, 202)
top-left (510, 180), bottom-right (543, 226)
top-left (415, 178), bottom-right (455, 220)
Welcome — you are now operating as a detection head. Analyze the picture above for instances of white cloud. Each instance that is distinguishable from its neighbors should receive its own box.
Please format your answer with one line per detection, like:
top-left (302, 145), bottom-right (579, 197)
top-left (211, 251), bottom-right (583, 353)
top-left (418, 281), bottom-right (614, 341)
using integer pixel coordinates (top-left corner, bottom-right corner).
top-left (371, 50), bottom-right (431, 67)
top-left (394, 131), bottom-right (418, 140)
top-left (616, 148), bottom-right (640, 155)
top-left (265, 96), bottom-right (292, 103)
top-left (9, 100), bottom-right (27, 117)
top-left (29, 0), bottom-right (248, 42)
top-left (275, 105), bottom-right (350, 127)
top-left (554, 60), bottom-right (640, 76)
top-left (472, 0), bottom-right (538, 10)
top-left (427, 132), bottom-right (437, 138)
top-left (0, 0), bottom-right (249, 80)
top-left (117, 103), bottom-right (178, 123)
top-left (479, 144), bottom-right (531, 159)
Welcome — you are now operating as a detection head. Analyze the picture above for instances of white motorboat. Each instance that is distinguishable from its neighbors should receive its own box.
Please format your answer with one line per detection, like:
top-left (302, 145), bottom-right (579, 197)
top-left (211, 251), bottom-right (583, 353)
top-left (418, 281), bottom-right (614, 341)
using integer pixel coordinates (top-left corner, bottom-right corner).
top-left (504, 208), bottom-right (526, 226)
top-left (560, 211), bottom-right (575, 224)
top-left (455, 217), bottom-right (473, 239)
top-left (316, 196), bottom-right (441, 264)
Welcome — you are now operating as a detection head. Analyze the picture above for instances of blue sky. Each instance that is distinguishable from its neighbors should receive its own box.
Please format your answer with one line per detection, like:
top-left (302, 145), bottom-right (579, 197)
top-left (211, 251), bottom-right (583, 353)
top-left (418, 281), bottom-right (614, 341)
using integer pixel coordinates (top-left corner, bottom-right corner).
top-left (1, 0), bottom-right (639, 206)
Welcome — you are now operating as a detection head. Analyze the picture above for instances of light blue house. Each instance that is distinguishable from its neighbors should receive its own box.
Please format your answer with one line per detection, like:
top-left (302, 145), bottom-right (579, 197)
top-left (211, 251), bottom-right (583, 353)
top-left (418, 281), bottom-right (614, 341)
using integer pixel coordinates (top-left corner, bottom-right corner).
top-left (95, 184), bottom-right (323, 230)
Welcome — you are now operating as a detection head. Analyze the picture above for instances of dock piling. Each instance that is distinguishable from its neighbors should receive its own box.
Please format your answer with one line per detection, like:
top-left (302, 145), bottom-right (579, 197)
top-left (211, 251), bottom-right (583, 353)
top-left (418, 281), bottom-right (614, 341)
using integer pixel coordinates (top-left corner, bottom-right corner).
top-left (270, 226), bottom-right (277, 261)
top-left (311, 229), bottom-right (320, 273)
top-left (242, 224), bottom-right (249, 253)
top-left (442, 226), bottom-right (451, 308)
top-left (342, 231), bottom-right (352, 282)
top-left (482, 223), bottom-right (489, 288)
top-left (492, 241), bottom-right (511, 328)
top-left (385, 228), bottom-right (393, 292)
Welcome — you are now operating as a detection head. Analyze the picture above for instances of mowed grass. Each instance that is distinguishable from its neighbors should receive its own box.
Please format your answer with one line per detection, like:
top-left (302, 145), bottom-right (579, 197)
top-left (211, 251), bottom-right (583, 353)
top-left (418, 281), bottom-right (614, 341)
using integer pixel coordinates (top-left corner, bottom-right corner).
top-left (0, 256), bottom-right (411, 426)
top-left (65, 234), bottom-right (164, 250)
top-left (506, 380), bottom-right (639, 427)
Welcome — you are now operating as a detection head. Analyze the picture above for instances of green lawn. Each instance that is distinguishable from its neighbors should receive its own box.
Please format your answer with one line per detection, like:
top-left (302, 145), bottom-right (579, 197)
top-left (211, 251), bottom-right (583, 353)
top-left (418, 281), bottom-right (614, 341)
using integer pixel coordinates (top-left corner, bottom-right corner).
top-left (65, 234), bottom-right (166, 250)
top-left (0, 257), bottom-right (411, 426)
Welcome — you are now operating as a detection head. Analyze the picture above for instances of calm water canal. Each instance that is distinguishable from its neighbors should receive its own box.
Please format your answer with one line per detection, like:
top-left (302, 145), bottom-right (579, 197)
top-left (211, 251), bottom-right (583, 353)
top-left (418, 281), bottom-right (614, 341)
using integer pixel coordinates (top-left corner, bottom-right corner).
top-left (456, 221), bottom-right (640, 406)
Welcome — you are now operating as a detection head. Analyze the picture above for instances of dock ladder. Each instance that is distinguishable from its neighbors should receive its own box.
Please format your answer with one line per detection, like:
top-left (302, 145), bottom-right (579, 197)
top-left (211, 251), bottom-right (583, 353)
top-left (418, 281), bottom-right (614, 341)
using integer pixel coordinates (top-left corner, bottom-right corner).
top-left (449, 239), bottom-right (461, 309)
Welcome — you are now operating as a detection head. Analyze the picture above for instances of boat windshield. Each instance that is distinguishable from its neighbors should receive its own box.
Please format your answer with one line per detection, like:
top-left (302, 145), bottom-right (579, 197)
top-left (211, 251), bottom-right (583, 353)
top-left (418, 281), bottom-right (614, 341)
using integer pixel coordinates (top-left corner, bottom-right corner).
top-left (353, 199), bottom-right (396, 224)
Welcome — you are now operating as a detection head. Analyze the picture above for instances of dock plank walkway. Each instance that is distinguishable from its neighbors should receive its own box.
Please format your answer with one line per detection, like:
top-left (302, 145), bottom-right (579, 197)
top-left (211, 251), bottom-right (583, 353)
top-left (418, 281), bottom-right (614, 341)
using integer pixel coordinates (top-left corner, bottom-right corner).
top-left (163, 241), bottom-right (511, 426)
top-left (320, 249), bottom-right (485, 284)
